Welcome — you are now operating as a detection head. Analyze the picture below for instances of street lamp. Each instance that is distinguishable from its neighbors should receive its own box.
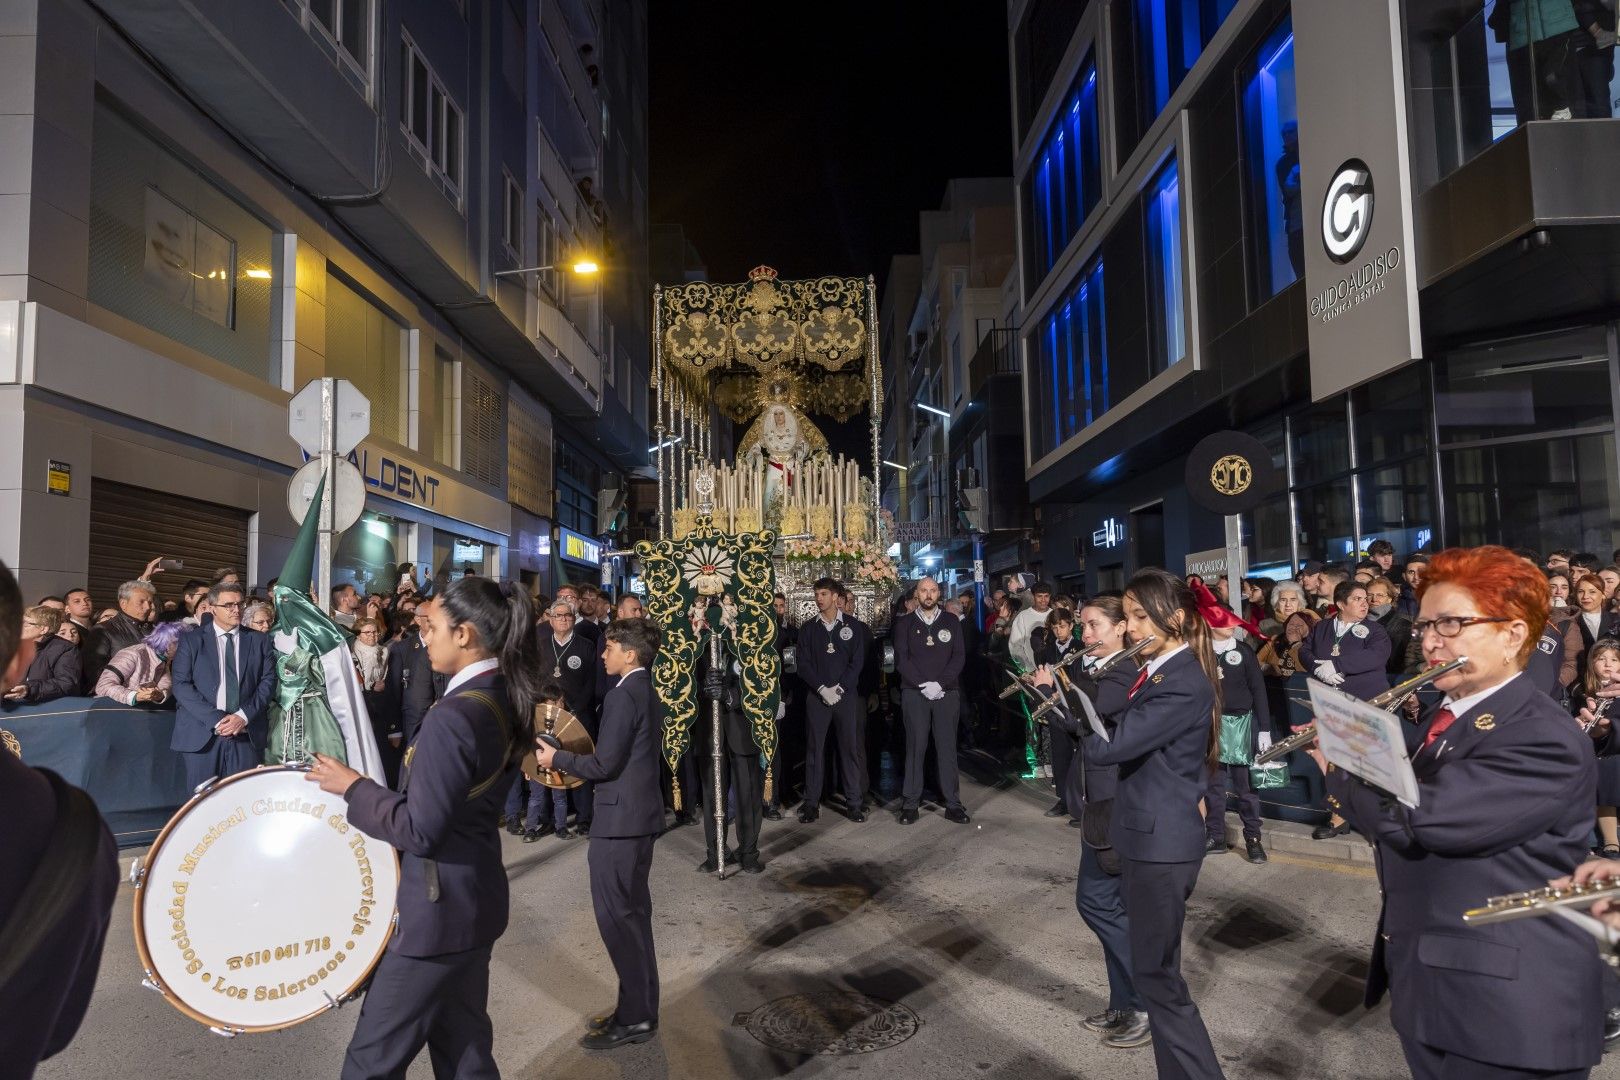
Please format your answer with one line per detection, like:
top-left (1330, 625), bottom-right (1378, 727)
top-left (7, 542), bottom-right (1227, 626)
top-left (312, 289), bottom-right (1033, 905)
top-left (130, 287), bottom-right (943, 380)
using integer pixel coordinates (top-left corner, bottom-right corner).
top-left (882, 460), bottom-right (909, 471)
top-left (493, 261), bottom-right (601, 278)
top-left (915, 402), bottom-right (950, 419)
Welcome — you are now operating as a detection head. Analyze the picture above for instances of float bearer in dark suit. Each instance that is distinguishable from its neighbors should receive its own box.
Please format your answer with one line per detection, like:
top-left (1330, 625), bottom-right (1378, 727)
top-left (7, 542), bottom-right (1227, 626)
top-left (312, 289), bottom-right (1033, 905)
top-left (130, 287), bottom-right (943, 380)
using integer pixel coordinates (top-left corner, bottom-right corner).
top-left (0, 559), bottom-right (120, 1077)
top-left (169, 582), bottom-right (277, 790)
top-left (307, 577), bottom-right (542, 1080)
top-left (892, 576), bottom-right (969, 825)
top-left (1299, 579), bottom-right (1393, 703)
top-left (696, 629), bottom-right (765, 873)
top-left (796, 577), bottom-right (869, 823)
top-left (1323, 546), bottom-right (1603, 1079)
top-left (536, 617), bottom-right (665, 1051)
top-left (1081, 570), bottom-right (1227, 1080)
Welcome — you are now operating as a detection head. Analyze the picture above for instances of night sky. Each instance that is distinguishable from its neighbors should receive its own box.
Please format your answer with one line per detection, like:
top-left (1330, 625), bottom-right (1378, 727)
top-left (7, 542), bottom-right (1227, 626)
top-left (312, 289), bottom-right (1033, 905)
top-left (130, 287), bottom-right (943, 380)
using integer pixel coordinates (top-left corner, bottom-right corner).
top-left (649, 2), bottom-right (1013, 288)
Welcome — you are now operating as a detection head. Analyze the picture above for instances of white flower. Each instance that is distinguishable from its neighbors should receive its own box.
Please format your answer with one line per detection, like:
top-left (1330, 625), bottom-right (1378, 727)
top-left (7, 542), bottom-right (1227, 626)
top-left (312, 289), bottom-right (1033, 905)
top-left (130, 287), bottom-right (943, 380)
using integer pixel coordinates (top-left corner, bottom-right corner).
top-left (681, 542), bottom-right (736, 596)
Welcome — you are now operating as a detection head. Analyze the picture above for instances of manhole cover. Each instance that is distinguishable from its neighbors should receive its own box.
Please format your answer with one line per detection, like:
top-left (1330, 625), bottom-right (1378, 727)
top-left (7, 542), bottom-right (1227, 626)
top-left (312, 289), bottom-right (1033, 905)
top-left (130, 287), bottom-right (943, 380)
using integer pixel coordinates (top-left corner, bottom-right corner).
top-left (737, 991), bottom-right (921, 1055)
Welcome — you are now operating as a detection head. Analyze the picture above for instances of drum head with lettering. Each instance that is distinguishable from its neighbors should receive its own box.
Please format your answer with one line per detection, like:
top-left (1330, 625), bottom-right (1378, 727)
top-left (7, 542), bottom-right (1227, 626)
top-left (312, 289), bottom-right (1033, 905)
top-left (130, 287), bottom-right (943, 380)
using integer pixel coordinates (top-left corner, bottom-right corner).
top-left (132, 766), bottom-right (400, 1033)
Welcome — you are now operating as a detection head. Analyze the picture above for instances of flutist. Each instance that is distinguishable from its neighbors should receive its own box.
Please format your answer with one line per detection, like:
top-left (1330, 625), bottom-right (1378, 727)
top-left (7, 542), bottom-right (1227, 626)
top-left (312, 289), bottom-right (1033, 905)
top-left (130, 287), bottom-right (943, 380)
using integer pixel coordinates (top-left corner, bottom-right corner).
top-left (1321, 546), bottom-right (1603, 1079)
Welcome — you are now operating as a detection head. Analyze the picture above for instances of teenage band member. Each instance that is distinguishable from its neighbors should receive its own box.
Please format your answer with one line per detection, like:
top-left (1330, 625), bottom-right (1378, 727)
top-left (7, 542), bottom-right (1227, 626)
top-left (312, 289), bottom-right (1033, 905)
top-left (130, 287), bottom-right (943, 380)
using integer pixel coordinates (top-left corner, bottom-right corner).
top-left (1325, 546), bottom-right (1602, 1079)
top-left (796, 578), bottom-right (869, 823)
top-left (1081, 569), bottom-right (1227, 1080)
top-left (536, 618), bottom-right (665, 1050)
top-left (892, 576), bottom-right (969, 825)
top-left (307, 577), bottom-right (542, 1079)
top-left (1034, 607), bottom-right (1084, 822)
top-left (1203, 622), bottom-right (1270, 863)
top-left (1031, 595), bottom-right (1148, 1049)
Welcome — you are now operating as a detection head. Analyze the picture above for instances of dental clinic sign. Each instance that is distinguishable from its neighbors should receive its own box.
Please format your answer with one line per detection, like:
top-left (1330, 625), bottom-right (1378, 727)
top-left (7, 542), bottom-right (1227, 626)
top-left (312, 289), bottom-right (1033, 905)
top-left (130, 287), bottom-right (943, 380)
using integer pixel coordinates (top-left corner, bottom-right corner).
top-left (1295, 1), bottom-right (1422, 401)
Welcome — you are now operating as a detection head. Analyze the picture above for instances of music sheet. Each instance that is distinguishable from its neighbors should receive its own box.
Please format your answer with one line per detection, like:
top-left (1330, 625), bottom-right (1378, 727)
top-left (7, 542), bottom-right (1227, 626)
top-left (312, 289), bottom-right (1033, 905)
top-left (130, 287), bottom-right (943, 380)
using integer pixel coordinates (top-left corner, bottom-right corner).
top-left (1306, 679), bottom-right (1421, 808)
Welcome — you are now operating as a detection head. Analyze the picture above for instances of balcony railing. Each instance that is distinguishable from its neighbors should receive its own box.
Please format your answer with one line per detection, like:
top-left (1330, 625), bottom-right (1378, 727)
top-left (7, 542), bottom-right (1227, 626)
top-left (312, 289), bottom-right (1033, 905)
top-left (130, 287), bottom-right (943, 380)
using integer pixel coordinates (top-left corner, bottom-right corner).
top-left (968, 327), bottom-right (1020, 397)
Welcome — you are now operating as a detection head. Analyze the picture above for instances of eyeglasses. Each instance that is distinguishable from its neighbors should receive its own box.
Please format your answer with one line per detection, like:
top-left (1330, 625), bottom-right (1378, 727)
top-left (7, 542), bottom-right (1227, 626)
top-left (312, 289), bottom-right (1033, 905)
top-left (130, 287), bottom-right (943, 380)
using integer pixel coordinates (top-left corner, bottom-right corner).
top-left (1410, 616), bottom-right (1509, 639)
top-left (213, 601), bottom-right (243, 610)
top-left (550, 613), bottom-right (575, 620)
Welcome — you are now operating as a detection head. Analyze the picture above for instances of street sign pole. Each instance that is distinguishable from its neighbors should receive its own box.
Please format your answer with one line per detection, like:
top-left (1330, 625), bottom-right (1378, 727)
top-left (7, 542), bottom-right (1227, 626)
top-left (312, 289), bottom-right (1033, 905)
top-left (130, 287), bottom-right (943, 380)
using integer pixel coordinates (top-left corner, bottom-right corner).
top-left (1224, 513), bottom-right (1247, 613)
top-left (319, 378), bottom-right (337, 615)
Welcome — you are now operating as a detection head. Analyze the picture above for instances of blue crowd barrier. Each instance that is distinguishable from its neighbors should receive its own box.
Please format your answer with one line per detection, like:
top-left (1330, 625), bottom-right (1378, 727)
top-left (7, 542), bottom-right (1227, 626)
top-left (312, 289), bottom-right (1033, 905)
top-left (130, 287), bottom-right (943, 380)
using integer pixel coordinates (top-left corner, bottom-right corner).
top-left (3, 696), bottom-right (190, 847)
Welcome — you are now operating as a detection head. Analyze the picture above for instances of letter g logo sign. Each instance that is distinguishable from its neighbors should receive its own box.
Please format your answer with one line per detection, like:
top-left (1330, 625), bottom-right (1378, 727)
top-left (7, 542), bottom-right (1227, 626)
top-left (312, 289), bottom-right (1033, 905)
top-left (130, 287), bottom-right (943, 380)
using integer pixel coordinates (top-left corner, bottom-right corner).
top-left (1321, 159), bottom-right (1373, 264)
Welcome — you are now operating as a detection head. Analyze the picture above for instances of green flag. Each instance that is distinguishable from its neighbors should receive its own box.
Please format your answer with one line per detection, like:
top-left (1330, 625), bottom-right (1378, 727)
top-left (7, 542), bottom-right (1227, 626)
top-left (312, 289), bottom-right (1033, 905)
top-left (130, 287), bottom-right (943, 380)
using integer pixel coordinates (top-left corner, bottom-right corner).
top-left (264, 474), bottom-right (387, 782)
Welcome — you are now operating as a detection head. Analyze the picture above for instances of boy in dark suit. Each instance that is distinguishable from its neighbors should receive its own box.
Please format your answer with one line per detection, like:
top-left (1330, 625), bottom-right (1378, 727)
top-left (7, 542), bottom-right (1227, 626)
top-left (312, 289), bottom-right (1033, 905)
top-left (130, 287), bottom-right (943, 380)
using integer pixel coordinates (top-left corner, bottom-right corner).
top-left (168, 582), bottom-right (277, 789)
top-left (537, 617), bottom-right (665, 1050)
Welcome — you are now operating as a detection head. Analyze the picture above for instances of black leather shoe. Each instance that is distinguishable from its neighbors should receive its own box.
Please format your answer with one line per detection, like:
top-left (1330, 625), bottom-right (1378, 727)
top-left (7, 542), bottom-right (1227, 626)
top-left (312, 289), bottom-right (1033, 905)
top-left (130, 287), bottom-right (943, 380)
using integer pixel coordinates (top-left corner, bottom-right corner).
top-left (849, 808), bottom-right (867, 823)
top-left (1245, 838), bottom-right (1268, 864)
top-left (1204, 837), bottom-right (1226, 855)
top-left (587, 1010), bottom-right (615, 1032)
top-left (504, 819), bottom-right (523, 836)
top-left (798, 808), bottom-right (819, 824)
top-left (1083, 1009), bottom-right (1126, 1033)
top-left (900, 807), bottom-right (919, 824)
top-left (523, 828), bottom-right (543, 843)
top-left (740, 857), bottom-right (765, 874)
top-left (763, 805), bottom-right (782, 821)
top-left (1101, 1010), bottom-right (1151, 1048)
top-left (576, 824), bottom-right (590, 838)
top-left (1311, 821), bottom-right (1352, 840)
top-left (1603, 1006), bottom-right (1620, 1046)
top-left (944, 806), bottom-right (971, 824)
top-left (1067, 818), bottom-right (1084, 828)
top-left (673, 811), bottom-right (694, 827)
top-left (554, 827), bottom-right (572, 840)
top-left (696, 857), bottom-right (719, 872)
top-left (580, 1019), bottom-right (657, 1050)
top-left (1044, 801), bottom-right (1068, 818)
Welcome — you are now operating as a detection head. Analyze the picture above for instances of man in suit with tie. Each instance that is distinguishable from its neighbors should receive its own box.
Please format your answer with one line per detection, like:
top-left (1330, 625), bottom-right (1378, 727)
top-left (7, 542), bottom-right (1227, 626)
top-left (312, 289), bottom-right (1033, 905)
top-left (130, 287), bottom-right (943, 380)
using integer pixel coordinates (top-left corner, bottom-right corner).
top-left (169, 581), bottom-right (277, 790)
top-left (536, 617), bottom-right (665, 1051)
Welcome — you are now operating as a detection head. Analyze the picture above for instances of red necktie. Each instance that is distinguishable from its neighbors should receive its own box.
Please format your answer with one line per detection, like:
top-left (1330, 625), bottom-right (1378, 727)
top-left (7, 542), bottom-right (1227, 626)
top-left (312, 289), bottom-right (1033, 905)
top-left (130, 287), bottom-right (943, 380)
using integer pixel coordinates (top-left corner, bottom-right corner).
top-left (1128, 667), bottom-right (1150, 698)
top-left (1421, 707), bottom-right (1457, 750)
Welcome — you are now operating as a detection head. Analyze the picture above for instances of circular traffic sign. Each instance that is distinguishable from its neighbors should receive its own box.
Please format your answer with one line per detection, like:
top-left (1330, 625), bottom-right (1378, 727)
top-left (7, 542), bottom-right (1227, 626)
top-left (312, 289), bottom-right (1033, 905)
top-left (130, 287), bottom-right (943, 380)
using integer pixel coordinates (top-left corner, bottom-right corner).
top-left (287, 457), bottom-right (366, 530)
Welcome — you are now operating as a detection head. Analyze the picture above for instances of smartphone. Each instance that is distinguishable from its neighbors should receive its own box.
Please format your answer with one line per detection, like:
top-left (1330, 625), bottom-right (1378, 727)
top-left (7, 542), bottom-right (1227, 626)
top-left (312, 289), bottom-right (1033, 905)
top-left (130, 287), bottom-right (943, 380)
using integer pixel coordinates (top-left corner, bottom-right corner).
top-left (159, 558), bottom-right (184, 572)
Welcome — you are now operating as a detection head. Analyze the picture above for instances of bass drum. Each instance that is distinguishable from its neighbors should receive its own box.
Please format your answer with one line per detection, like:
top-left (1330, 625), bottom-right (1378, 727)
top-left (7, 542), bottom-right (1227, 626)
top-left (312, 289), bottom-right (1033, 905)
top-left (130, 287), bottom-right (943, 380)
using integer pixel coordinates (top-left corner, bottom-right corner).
top-left (131, 766), bottom-right (400, 1034)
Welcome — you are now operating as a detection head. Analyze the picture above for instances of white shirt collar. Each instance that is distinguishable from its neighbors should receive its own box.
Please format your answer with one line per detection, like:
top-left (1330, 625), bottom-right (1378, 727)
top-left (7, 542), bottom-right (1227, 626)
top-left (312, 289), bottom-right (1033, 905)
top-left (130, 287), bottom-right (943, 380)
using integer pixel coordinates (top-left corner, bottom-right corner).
top-left (213, 620), bottom-right (236, 639)
top-left (1442, 672), bottom-right (1521, 719)
top-left (447, 657), bottom-right (500, 695)
top-left (1145, 643), bottom-right (1188, 676)
top-left (553, 631), bottom-right (573, 648)
top-left (1212, 636), bottom-right (1236, 653)
top-left (820, 612), bottom-right (842, 630)
top-left (916, 607), bottom-right (941, 625)
top-left (617, 665), bottom-right (646, 687)
top-left (1585, 611), bottom-right (1602, 632)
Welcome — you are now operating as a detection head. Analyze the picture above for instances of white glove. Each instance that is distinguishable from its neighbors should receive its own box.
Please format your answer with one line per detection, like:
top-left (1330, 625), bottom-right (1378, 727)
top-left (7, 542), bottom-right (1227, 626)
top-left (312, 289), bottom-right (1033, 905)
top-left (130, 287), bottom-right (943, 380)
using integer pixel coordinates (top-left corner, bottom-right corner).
top-left (1313, 661), bottom-right (1337, 683)
top-left (1326, 670), bottom-right (1346, 687)
top-left (832, 685), bottom-right (845, 700)
top-left (776, 701), bottom-right (786, 721)
top-left (818, 686), bottom-right (839, 707)
top-left (919, 680), bottom-right (942, 697)
top-left (1596, 27), bottom-right (1618, 49)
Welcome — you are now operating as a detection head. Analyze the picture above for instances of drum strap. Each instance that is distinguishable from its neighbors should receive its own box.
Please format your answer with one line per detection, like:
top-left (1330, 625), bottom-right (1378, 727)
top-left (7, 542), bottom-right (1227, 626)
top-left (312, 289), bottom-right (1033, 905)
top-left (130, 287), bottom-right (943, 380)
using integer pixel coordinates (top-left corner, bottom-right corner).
top-left (0, 769), bottom-right (104, 990)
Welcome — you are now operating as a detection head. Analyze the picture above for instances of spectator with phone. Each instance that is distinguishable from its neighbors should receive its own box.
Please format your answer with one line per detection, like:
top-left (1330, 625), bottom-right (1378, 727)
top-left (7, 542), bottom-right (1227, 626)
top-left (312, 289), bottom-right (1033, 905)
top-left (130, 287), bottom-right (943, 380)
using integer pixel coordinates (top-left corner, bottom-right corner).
top-left (81, 577), bottom-right (157, 689)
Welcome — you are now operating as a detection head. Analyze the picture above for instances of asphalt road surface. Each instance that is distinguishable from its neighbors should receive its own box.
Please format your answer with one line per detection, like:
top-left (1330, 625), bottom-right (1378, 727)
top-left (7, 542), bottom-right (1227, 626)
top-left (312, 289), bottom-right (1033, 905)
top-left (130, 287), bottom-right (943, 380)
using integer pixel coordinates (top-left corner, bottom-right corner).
top-left (41, 773), bottom-right (1414, 1079)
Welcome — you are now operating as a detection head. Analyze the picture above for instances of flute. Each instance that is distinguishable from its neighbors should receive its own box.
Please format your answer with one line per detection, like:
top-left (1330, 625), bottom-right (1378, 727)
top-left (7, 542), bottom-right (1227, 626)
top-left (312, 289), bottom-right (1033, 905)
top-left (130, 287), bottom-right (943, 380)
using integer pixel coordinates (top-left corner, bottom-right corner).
top-left (1253, 656), bottom-right (1469, 766)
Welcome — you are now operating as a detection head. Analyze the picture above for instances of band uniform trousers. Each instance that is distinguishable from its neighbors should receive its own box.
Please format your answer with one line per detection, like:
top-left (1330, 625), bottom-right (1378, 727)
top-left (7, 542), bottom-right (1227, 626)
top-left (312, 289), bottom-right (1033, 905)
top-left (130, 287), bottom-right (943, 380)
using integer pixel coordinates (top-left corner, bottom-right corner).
top-left (340, 945), bottom-right (497, 1080)
top-left (1122, 857), bottom-right (1225, 1080)
top-left (699, 744), bottom-right (762, 862)
top-left (588, 835), bottom-right (659, 1025)
top-left (1398, 1033), bottom-right (1591, 1080)
top-left (804, 692), bottom-right (864, 809)
top-left (900, 687), bottom-right (963, 812)
top-left (1077, 843), bottom-right (1142, 1014)
top-left (1051, 727), bottom-right (1081, 817)
top-left (1203, 764), bottom-right (1262, 844)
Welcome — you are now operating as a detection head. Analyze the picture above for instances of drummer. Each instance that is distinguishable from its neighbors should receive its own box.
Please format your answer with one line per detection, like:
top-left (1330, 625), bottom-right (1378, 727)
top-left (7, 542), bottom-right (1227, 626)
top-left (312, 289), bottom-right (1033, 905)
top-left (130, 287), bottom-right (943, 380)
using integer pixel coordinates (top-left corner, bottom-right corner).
top-left (308, 577), bottom-right (543, 1079)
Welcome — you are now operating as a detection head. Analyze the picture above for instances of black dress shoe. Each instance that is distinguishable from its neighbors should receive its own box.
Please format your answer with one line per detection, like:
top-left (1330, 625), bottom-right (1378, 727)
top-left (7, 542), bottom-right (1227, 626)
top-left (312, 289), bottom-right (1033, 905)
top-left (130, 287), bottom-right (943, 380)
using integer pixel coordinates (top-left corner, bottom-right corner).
top-left (1245, 838), bottom-right (1268, 864)
top-left (1204, 837), bottom-right (1227, 855)
top-left (523, 828), bottom-right (543, 843)
top-left (576, 824), bottom-right (590, 838)
top-left (1044, 801), bottom-right (1068, 818)
top-left (798, 808), bottom-right (819, 824)
top-left (504, 819), bottom-right (524, 836)
top-left (1083, 1009), bottom-right (1126, 1033)
top-left (1101, 1010), bottom-right (1151, 1048)
top-left (587, 1010), bottom-right (615, 1032)
top-left (554, 827), bottom-right (572, 840)
top-left (673, 811), bottom-right (694, 827)
top-left (849, 808), bottom-right (867, 823)
top-left (763, 805), bottom-right (782, 821)
top-left (740, 857), bottom-right (765, 874)
top-left (900, 807), bottom-right (919, 824)
top-left (1311, 820), bottom-right (1352, 840)
top-left (1604, 1006), bottom-right (1620, 1046)
top-left (580, 1019), bottom-right (657, 1050)
top-left (944, 806), bottom-right (971, 824)
top-left (1067, 818), bottom-right (1084, 828)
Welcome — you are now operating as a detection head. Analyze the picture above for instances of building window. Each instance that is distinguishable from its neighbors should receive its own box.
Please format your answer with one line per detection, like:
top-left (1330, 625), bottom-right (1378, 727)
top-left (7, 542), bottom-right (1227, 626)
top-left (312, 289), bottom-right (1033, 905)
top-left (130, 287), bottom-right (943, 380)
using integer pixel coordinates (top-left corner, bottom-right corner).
top-left (1134, 0), bottom-right (1236, 120)
top-left (502, 172), bottom-right (523, 257)
top-left (435, 347), bottom-right (459, 468)
top-left (326, 274), bottom-right (406, 445)
top-left (285, 0), bottom-right (373, 98)
top-left (535, 203), bottom-right (562, 299)
top-left (1145, 158), bottom-right (1184, 373)
top-left (1026, 60), bottom-right (1101, 285)
top-left (400, 34), bottom-right (464, 202)
top-left (1240, 17), bottom-right (1301, 302)
top-left (1032, 258), bottom-right (1105, 459)
top-left (88, 102), bottom-right (275, 381)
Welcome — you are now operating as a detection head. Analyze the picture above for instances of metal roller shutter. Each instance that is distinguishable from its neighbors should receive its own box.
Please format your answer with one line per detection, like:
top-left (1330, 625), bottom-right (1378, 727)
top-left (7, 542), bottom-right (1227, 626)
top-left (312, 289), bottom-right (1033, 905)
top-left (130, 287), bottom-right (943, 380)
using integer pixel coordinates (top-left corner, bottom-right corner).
top-left (87, 479), bottom-right (251, 612)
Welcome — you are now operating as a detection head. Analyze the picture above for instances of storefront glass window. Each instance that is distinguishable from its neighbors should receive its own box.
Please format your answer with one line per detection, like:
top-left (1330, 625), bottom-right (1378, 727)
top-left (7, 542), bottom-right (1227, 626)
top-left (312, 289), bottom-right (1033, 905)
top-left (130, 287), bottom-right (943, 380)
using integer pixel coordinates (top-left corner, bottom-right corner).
top-left (1240, 18), bottom-right (1301, 301)
top-left (1294, 477), bottom-right (1356, 563)
top-left (1354, 365), bottom-right (1430, 465)
top-left (1247, 419), bottom-right (1293, 572)
top-left (1435, 325), bottom-right (1611, 444)
top-left (1444, 432), bottom-right (1620, 555)
top-left (1026, 60), bottom-right (1102, 285)
top-left (1358, 457), bottom-right (1436, 562)
top-left (335, 513), bottom-right (405, 595)
top-left (1145, 158), bottom-right (1185, 373)
top-left (1290, 398), bottom-right (1351, 485)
